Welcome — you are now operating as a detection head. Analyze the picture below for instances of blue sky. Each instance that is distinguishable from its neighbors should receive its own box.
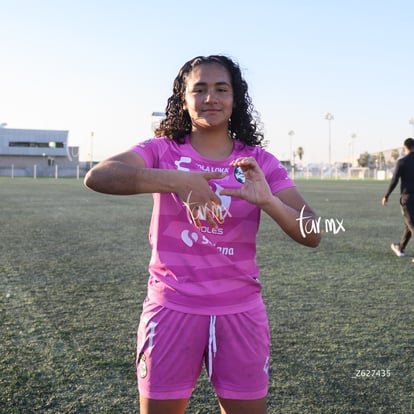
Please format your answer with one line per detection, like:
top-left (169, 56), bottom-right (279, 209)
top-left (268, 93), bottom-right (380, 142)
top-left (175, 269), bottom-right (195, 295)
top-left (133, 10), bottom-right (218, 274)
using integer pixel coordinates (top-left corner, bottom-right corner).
top-left (1, 0), bottom-right (413, 165)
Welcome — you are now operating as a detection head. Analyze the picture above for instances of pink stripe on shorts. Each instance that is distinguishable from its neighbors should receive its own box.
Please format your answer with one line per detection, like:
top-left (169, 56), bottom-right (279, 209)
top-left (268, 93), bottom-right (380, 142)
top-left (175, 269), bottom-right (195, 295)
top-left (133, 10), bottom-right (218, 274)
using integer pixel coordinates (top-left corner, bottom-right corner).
top-left (136, 298), bottom-right (270, 400)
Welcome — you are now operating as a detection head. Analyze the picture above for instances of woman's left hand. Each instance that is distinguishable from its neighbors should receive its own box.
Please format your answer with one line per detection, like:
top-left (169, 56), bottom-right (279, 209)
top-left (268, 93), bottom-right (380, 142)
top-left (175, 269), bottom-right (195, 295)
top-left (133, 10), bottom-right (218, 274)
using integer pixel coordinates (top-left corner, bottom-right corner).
top-left (219, 157), bottom-right (273, 207)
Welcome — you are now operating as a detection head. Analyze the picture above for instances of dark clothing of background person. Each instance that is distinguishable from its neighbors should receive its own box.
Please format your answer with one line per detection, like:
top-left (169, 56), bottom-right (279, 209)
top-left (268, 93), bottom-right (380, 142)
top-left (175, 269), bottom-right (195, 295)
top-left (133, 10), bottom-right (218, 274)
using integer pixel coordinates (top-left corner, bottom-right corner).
top-left (383, 151), bottom-right (414, 253)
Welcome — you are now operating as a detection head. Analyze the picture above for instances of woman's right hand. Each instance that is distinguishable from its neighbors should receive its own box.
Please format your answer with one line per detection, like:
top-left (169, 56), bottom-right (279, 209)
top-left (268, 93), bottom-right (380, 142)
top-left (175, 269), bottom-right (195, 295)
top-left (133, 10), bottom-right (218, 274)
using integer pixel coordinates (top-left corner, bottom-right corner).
top-left (175, 170), bottom-right (226, 228)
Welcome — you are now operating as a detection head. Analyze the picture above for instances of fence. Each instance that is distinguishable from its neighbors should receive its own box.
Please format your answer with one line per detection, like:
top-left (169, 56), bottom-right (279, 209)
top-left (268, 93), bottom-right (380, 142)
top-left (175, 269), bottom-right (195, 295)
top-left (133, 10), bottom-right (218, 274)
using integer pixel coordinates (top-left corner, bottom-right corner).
top-left (0, 164), bottom-right (393, 181)
top-left (291, 167), bottom-right (393, 180)
top-left (0, 164), bottom-right (89, 179)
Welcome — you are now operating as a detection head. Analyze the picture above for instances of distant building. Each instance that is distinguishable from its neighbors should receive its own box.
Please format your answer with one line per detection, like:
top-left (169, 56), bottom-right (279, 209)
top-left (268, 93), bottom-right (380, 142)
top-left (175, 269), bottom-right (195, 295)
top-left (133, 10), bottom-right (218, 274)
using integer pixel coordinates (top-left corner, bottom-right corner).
top-left (151, 111), bottom-right (165, 132)
top-left (0, 127), bottom-right (84, 177)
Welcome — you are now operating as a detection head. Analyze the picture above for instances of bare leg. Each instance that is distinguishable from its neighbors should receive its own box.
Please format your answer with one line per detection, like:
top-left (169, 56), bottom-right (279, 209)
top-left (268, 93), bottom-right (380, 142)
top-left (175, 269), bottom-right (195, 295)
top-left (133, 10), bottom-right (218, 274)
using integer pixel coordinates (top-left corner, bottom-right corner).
top-left (139, 397), bottom-right (189, 414)
top-left (219, 397), bottom-right (267, 414)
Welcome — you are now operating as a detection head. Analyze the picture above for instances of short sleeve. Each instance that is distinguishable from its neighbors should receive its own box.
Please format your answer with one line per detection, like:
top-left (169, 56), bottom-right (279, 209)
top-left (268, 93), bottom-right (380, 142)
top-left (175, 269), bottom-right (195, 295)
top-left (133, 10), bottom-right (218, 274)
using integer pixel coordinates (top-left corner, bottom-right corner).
top-left (260, 150), bottom-right (295, 194)
top-left (130, 138), bottom-right (163, 168)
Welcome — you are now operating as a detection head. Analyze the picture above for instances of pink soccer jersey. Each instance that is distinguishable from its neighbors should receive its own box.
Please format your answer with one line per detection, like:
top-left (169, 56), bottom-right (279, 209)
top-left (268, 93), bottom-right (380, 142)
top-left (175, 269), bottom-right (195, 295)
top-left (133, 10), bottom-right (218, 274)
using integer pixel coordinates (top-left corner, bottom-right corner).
top-left (131, 135), bottom-right (295, 315)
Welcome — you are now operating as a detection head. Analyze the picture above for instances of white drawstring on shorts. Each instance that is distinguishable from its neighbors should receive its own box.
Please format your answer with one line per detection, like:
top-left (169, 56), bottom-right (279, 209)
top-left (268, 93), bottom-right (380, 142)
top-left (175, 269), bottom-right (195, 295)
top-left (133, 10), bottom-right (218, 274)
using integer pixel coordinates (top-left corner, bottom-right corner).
top-left (208, 315), bottom-right (217, 379)
top-left (148, 321), bottom-right (157, 349)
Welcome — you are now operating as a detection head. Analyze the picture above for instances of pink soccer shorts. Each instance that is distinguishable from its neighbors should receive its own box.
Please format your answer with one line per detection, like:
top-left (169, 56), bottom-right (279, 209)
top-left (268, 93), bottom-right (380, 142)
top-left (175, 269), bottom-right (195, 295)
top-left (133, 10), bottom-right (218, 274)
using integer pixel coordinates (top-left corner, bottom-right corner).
top-left (136, 298), bottom-right (270, 400)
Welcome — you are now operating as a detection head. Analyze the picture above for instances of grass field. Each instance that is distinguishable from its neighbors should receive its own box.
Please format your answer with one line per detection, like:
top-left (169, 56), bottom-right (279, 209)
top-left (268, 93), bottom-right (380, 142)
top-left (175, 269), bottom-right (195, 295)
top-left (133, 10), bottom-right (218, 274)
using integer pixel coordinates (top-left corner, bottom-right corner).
top-left (1, 178), bottom-right (413, 413)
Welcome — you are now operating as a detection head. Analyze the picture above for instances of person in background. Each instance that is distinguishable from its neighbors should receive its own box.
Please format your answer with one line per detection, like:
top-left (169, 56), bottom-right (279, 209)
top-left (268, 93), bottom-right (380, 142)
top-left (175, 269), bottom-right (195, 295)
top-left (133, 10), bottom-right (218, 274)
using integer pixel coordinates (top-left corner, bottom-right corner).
top-left (382, 137), bottom-right (414, 258)
top-left (84, 54), bottom-right (321, 414)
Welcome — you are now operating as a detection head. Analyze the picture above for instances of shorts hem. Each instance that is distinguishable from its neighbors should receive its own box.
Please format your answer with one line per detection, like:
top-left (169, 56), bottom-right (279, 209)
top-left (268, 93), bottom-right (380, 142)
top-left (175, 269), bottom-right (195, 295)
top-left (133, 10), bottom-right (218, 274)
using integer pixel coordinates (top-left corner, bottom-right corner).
top-left (138, 387), bottom-right (193, 400)
top-left (215, 386), bottom-right (268, 400)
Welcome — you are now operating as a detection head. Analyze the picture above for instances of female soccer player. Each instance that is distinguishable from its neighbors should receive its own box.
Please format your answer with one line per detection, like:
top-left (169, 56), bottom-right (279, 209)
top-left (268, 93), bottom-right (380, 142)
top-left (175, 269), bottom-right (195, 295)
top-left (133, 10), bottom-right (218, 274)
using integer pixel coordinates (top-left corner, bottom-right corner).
top-left (84, 54), bottom-right (321, 414)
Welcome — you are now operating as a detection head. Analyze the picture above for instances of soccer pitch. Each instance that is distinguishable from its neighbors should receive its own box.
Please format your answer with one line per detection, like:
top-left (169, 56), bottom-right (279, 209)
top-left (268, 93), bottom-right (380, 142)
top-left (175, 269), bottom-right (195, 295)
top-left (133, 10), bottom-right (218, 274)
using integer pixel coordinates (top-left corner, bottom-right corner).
top-left (1, 178), bottom-right (413, 413)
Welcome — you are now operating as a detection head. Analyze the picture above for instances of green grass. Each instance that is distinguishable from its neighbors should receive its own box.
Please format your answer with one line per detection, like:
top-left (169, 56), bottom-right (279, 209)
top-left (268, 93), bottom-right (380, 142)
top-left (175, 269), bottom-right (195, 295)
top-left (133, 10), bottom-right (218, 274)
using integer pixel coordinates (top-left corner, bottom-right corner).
top-left (1, 178), bottom-right (413, 413)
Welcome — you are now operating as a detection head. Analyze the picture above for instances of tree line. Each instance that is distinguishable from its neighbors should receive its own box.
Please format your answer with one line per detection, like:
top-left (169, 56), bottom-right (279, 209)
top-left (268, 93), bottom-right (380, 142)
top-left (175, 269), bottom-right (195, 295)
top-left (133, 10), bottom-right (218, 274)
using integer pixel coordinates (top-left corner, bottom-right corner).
top-left (357, 148), bottom-right (400, 169)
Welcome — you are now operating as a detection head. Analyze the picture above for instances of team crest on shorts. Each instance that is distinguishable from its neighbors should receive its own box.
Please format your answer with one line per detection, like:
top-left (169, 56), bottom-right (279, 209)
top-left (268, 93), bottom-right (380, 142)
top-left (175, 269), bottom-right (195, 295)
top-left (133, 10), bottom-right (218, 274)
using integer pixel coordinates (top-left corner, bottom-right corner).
top-left (138, 353), bottom-right (147, 378)
top-left (234, 166), bottom-right (245, 183)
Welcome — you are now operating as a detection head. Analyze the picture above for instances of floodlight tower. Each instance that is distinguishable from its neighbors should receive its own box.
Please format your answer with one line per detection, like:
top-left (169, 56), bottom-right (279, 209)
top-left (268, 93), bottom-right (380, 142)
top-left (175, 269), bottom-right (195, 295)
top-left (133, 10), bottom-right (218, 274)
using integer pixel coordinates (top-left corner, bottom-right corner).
top-left (90, 131), bottom-right (94, 169)
top-left (288, 130), bottom-right (295, 167)
top-left (325, 112), bottom-right (334, 177)
top-left (409, 117), bottom-right (414, 137)
top-left (349, 133), bottom-right (357, 166)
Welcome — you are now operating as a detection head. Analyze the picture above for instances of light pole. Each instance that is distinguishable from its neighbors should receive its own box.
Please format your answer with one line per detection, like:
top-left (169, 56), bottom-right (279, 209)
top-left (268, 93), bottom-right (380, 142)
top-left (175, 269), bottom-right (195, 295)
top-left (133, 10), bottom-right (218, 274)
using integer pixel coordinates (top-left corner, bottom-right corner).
top-left (349, 133), bottom-right (357, 167)
top-left (409, 117), bottom-right (414, 137)
top-left (325, 112), bottom-right (334, 176)
top-left (288, 130), bottom-right (295, 168)
top-left (90, 131), bottom-right (94, 169)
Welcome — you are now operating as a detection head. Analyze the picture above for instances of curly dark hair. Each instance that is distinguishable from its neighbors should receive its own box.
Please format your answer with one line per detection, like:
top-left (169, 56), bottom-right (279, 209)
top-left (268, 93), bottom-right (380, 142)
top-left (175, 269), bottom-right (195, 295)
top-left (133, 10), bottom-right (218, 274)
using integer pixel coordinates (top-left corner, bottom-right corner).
top-left (154, 55), bottom-right (265, 147)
